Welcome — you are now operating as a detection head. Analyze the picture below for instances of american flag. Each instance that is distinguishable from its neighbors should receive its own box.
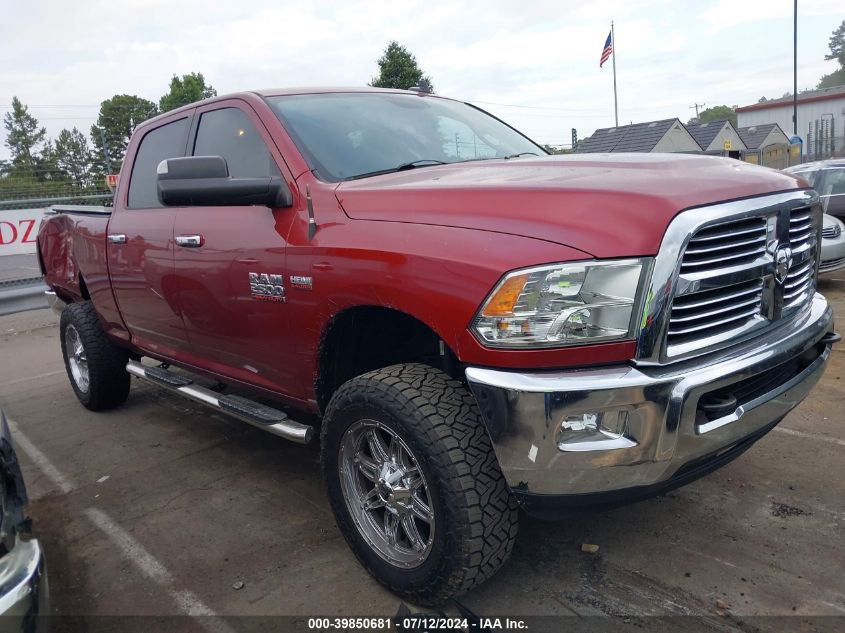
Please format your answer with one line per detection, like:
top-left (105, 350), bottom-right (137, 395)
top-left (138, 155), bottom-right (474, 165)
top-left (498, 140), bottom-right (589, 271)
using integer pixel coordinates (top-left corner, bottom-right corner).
top-left (599, 31), bottom-right (613, 68)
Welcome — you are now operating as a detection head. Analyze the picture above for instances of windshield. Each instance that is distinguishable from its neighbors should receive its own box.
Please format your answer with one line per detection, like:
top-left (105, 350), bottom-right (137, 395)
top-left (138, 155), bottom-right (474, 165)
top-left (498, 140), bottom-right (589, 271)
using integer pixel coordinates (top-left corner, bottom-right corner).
top-left (267, 92), bottom-right (545, 181)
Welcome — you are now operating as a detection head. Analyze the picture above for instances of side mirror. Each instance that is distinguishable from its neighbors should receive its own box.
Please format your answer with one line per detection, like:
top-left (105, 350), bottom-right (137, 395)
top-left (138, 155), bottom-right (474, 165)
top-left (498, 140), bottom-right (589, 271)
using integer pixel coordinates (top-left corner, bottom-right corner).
top-left (156, 156), bottom-right (293, 208)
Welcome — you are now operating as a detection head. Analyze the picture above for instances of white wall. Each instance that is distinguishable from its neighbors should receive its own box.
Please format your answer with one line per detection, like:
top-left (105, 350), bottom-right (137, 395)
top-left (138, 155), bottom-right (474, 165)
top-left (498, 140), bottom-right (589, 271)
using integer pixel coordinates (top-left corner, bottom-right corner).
top-left (0, 208), bottom-right (48, 256)
top-left (737, 97), bottom-right (845, 148)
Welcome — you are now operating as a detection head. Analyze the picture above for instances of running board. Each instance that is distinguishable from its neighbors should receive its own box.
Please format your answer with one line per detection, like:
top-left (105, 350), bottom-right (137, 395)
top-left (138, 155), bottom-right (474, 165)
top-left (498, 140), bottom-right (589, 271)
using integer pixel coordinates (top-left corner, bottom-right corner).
top-left (125, 360), bottom-right (314, 444)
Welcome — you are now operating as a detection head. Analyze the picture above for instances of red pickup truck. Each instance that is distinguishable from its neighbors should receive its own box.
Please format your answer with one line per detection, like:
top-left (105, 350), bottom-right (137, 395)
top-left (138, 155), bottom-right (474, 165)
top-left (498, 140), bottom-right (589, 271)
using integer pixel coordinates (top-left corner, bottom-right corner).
top-left (38, 88), bottom-right (837, 605)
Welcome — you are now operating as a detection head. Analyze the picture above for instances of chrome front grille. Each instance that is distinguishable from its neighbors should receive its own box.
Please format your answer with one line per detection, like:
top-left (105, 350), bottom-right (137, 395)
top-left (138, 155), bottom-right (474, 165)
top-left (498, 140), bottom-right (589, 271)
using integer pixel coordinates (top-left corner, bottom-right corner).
top-left (789, 208), bottom-right (814, 248)
top-left (679, 217), bottom-right (767, 275)
top-left (783, 259), bottom-right (814, 308)
top-left (820, 256), bottom-right (845, 273)
top-left (666, 279), bottom-right (764, 347)
top-left (822, 223), bottom-right (842, 239)
top-left (648, 194), bottom-right (821, 362)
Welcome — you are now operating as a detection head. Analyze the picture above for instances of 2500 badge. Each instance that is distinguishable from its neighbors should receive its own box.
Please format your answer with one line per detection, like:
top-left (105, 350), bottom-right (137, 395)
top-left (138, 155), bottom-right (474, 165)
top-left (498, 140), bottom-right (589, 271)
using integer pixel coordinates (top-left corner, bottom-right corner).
top-left (249, 272), bottom-right (285, 302)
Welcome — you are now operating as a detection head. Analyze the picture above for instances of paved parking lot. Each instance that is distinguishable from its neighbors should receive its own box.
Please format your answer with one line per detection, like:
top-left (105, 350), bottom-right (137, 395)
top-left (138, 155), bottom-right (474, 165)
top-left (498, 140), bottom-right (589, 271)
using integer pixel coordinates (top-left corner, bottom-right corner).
top-left (1, 278), bottom-right (844, 631)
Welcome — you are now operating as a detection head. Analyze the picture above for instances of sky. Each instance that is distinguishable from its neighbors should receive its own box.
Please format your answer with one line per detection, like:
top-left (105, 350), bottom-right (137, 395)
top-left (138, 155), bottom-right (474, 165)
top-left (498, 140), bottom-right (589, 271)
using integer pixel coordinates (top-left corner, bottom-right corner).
top-left (1, 0), bottom-right (843, 161)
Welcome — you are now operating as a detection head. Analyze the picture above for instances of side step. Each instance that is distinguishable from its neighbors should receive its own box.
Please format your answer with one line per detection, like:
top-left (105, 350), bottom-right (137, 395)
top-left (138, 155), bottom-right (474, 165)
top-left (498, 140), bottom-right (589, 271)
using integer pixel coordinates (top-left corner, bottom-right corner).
top-left (126, 360), bottom-right (314, 444)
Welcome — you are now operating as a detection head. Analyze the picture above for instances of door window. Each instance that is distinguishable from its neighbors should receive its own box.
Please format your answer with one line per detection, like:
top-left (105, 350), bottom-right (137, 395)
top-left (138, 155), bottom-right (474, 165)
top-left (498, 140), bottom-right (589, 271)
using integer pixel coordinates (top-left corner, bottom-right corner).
top-left (127, 118), bottom-right (189, 208)
top-left (193, 107), bottom-right (277, 177)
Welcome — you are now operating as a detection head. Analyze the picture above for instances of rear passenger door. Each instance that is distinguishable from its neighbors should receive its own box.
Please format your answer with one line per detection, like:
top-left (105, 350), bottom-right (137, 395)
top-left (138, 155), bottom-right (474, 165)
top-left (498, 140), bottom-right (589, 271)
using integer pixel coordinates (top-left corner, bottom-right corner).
top-left (108, 114), bottom-right (191, 357)
top-left (172, 101), bottom-right (300, 396)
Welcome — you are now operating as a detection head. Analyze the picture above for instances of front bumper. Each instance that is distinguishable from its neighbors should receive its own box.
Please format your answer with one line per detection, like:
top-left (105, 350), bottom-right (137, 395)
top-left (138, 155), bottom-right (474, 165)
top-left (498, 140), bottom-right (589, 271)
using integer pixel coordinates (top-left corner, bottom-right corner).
top-left (0, 537), bottom-right (48, 629)
top-left (820, 229), bottom-right (845, 273)
top-left (466, 293), bottom-right (834, 515)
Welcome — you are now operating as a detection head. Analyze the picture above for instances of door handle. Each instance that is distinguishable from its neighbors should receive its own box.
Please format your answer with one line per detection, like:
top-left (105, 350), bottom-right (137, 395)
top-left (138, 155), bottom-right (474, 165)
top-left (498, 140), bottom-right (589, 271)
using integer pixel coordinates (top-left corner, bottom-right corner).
top-left (175, 234), bottom-right (204, 248)
top-left (107, 233), bottom-right (127, 244)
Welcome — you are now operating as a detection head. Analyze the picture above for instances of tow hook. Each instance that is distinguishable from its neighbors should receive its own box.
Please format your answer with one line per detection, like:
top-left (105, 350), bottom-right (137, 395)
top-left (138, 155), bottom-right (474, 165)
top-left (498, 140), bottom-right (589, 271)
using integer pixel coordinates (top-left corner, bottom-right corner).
top-left (821, 331), bottom-right (841, 345)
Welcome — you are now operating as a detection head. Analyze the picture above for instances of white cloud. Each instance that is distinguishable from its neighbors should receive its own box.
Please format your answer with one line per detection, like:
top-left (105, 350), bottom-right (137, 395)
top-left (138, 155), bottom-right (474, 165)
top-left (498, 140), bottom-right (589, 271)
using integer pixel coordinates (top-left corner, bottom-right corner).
top-left (1, 0), bottom-right (843, 159)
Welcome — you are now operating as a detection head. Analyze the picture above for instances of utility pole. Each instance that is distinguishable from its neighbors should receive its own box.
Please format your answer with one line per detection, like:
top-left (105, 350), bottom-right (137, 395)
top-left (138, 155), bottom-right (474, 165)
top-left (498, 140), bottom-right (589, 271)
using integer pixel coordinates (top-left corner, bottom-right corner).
top-left (689, 103), bottom-right (706, 121)
top-left (793, 0), bottom-right (798, 136)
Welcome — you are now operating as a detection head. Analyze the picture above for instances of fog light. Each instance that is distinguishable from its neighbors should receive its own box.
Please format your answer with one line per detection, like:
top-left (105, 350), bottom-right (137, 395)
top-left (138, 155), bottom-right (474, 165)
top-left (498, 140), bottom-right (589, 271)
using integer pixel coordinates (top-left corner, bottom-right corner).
top-left (558, 411), bottom-right (636, 452)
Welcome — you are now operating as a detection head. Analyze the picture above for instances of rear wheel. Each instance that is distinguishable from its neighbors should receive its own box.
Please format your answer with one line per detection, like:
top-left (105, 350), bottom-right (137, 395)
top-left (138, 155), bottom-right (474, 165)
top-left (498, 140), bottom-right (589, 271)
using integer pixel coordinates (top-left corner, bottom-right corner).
top-left (60, 301), bottom-right (130, 411)
top-left (321, 363), bottom-right (519, 606)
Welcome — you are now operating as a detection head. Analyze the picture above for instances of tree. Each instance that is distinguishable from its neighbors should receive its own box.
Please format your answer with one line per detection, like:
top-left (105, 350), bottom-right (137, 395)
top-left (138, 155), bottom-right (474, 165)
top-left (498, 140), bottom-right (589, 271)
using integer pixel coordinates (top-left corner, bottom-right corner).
top-left (818, 20), bottom-right (845, 89)
top-left (825, 20), bottom-right (845, 65)
top-left (33, 139), bottom-right (67, 183)
top-left (55, 127), bottom-right (94, 189)
top-left (159, 72), bottom-right (217, 112)
top-left (687, 105), bottom-right (737, 127)
top-left (818, 66), bottom-right (845, 89)
top-left (90, 95), bottom-right (158, 174)
top-left (2, 97), bottom-right (47, 174)
top-left (369, 41), bottom-right (434, 91)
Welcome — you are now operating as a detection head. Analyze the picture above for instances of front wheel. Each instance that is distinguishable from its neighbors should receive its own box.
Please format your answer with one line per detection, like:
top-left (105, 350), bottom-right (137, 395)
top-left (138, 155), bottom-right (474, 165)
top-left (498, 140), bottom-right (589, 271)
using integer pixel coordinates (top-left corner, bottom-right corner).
top-left (321, 363), bottom-right (519, 606)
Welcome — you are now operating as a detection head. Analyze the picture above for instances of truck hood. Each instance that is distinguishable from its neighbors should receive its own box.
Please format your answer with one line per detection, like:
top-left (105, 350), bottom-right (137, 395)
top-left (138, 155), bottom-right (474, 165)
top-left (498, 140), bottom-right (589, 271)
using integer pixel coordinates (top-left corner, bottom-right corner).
top-left (334, 154), bottom-right (804, 258)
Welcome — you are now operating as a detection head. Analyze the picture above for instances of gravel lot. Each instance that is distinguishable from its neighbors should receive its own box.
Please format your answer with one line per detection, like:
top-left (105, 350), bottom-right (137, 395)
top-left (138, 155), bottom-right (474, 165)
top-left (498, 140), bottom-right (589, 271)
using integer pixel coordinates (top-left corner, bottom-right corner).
top-left (1, 276), bottom-right (843, 632)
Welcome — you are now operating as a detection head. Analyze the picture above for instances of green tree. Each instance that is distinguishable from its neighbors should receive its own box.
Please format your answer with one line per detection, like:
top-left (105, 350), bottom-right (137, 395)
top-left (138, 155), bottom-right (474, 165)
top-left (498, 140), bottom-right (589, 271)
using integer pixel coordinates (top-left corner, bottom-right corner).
top-left (55, 127), bottom-right (94, 189)
top-left (818, 20), bottom-right (845, 88)
top-left (2, 96), bottom-right (47, 174)
top-left (34, 139), bottom-right (68, 183)
top-left (369, 41), bottom-right (434, 91)
top-left (688, 105), bottom-right (737, 127)
top-left (818, 66), bottom-right (845, 89)
top-left (159, 72), bottom-right (217, 112)
top-left (825, 20), bottom-right (845, 65)
top-left (90, 94), bottom-right (158, 174)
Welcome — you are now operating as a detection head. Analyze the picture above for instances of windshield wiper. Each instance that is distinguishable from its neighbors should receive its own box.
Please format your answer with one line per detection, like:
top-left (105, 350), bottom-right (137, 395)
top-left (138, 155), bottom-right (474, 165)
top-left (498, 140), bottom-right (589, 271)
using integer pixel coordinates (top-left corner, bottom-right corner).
top-left (397, 159), bottom-right (448, 170)
top-left (348, 159), bottom-right (448, 180)
top-left (503, 152), bottom-right (540, 159)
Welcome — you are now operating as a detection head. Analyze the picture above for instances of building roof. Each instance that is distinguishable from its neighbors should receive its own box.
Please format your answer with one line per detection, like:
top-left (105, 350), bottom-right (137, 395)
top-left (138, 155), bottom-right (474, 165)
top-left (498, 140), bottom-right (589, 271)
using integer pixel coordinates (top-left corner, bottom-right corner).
top-left (736, 84), bottom-right (845, 113)
top-left (736, 123), bottom-right (789, 150)
top-left (686, 120), bottom-right (731, 149)
top-left (578, 118), bottom-right (694, 153)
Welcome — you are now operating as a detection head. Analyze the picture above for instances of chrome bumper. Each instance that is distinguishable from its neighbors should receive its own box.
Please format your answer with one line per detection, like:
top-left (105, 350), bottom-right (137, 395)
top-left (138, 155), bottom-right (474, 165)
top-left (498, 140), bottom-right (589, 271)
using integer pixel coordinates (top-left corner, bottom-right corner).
top-left (0, 537), bottom-right (48, 627)
top-left (44, 290), bottom-right (65, 316)
top-left (466, 293), bottom-right (834, 498)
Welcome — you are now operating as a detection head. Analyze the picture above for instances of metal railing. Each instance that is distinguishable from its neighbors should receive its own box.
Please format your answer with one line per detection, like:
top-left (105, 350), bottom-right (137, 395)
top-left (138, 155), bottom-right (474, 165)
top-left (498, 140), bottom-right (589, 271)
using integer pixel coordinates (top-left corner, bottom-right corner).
top-left (0, 277), bottom-right (48, 317)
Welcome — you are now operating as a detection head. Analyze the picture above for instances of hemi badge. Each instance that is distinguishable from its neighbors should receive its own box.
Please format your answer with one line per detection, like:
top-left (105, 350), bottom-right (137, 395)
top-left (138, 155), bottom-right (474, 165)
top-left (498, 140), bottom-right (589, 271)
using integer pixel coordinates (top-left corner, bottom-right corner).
top-left (290, 275), bottom-right (313, 290)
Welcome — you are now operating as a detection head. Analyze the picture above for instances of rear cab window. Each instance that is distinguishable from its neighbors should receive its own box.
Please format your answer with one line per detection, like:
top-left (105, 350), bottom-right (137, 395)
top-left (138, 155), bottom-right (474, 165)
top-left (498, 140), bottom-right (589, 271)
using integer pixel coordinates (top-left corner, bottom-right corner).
top-left (127, 118), bottom-right (189, 208)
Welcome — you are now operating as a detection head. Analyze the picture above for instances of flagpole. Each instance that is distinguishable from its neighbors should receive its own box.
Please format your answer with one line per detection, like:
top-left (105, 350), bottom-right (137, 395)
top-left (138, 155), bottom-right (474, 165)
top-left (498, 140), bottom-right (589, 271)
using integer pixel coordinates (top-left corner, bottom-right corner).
top-left (612, 20), bottom-right (618, 127)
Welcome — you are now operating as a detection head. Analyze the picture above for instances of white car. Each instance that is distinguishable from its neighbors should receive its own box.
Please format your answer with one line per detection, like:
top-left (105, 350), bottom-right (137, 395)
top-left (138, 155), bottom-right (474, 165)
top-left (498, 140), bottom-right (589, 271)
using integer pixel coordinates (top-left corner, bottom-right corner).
top-left (820, 213), bottom-right (845, 274)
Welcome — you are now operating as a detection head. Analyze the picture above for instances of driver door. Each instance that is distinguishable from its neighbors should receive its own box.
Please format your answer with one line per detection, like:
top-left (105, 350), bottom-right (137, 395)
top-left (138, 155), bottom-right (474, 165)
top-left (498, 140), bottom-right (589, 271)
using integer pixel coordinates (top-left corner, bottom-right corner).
top-left (172, 101), bottom-right (300, 396)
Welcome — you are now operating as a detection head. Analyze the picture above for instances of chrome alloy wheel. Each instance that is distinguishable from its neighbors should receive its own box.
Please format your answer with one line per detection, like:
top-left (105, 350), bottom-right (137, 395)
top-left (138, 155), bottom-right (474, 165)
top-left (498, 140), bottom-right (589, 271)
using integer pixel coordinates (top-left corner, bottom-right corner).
top-left (339, 420), bottom-right (435, 568)
top-left (64, 324), bottom-right (90, 393)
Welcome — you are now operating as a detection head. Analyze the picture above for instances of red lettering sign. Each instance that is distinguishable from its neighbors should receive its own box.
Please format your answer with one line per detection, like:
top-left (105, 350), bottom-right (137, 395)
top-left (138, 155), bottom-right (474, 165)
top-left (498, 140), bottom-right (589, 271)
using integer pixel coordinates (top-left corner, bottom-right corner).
top-left (20, 219), bottom-right (37, 243)
top-left (0, 221), bottom-right (18, 245)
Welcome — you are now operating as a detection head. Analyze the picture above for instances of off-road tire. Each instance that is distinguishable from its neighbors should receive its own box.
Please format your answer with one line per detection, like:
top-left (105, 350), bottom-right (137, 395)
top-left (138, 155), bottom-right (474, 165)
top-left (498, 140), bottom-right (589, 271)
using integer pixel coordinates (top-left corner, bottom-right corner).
top-left (321, 363), bottom-right (519, 606)
top-left (60, 301), bottom-right (130, 411)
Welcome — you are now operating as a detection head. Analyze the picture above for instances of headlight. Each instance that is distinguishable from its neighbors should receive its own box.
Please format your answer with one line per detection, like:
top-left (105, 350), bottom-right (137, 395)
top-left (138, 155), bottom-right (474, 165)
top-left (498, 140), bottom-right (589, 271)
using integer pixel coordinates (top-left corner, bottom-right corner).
top-left (472, 259), bottom-right (649, 348)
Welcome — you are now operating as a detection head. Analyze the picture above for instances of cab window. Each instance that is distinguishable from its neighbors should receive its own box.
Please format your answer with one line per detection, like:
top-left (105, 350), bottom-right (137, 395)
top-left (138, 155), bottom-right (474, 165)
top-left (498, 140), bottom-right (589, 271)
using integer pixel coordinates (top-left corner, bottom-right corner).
top-left (127, 118), bottom-right (188, 208)
top-left (193, 107), bottom-right (278, 178)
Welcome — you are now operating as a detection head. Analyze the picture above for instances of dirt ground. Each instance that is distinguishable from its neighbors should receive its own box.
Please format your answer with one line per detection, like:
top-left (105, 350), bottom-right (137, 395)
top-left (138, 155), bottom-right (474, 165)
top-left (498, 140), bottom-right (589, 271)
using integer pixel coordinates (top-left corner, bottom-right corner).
top-left (1, 276), bottom-right (843, 632)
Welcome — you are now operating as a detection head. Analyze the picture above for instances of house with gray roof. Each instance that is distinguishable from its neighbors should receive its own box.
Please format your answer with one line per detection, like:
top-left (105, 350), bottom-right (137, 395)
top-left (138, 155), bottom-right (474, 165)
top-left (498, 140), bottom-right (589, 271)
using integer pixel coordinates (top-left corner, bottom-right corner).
top-left (577, 118), bottom-right (701, 153)
top-left (736, 123), bottom-right (790, 150)
top-left (686, 120), bottom-right (746, 155)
